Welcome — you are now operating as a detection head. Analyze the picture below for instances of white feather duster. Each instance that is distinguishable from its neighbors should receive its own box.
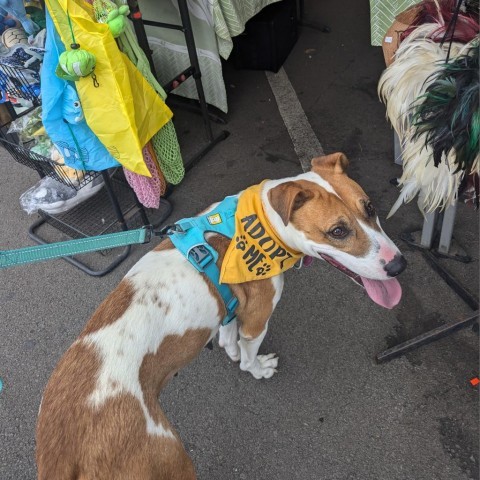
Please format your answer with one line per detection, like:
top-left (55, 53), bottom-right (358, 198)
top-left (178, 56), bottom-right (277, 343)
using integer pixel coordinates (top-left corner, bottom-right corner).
top-left (388, 135), bottom-right (465, 217)
top-left (378, 22), bottom-right (466, 216)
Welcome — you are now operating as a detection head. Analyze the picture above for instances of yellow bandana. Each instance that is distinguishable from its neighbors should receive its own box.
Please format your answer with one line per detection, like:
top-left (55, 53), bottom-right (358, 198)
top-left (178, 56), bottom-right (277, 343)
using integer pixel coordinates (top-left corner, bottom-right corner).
top-left (220, 182), bottom-right (303, 284)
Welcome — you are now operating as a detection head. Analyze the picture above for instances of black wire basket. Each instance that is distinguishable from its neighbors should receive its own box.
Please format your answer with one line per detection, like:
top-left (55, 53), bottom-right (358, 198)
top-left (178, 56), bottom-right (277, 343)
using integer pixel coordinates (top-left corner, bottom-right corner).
top-left (0, 63), bottom-right (41, 106)
top-left (0, 136), bottom-right (100, 190)
top-left (0, 55), bottom-right (100, 190)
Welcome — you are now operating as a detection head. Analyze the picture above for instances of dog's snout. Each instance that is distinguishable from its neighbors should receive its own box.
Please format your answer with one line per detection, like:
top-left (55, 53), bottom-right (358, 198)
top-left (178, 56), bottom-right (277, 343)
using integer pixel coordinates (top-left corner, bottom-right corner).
top-left (383, 254), bottom-right (407, 277)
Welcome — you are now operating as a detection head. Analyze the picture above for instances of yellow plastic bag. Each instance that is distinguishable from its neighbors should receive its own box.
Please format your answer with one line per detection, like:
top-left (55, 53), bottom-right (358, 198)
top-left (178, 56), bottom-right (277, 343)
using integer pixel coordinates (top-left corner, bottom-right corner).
top-left (45, 0), bottom-right (173, 176)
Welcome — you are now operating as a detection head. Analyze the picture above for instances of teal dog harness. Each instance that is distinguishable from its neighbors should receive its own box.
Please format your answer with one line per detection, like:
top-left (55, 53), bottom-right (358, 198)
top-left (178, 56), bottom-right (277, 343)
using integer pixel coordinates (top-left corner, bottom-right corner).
top-left (166, 195), bottom-right (239, 326)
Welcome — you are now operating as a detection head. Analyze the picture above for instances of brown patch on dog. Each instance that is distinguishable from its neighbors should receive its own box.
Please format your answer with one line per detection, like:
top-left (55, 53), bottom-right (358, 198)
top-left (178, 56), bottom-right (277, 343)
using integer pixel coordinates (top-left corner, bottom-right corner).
top-left (206, 234), bottom-right (276, 339)
top-left (139, 328), bottom-right (212, 423)
top-left (80, 280), bottom-right (135, 337)
top-left (268, 181), bottom-right (314, 226)
top-left (231, 277), bottom-right (276, 339)
top-left (290, 179), bottom-right (372, 257)
top-left (153, 238), bottom-right (175, 252)
top-left (37, 341), bottom-right (197, 480)
top-left (268, 154), bottom-right (379, 259)
top-left (36, 342), bottom-right (100, 479)
top-left (311, 153), bottom-right (381, 232)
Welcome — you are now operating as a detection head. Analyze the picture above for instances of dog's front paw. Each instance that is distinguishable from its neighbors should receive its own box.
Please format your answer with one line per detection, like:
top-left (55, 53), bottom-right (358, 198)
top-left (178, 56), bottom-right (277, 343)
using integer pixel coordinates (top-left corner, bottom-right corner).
top-left (240, 353), bottom-right (278, 379)
top-left (222, 343), bottom-right (241, 362)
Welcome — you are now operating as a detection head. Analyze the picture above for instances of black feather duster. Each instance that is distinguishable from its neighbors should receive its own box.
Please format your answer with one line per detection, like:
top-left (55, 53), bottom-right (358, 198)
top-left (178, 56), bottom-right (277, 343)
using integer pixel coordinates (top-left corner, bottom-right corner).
top-left (411, 39), bottom-right (479, 173)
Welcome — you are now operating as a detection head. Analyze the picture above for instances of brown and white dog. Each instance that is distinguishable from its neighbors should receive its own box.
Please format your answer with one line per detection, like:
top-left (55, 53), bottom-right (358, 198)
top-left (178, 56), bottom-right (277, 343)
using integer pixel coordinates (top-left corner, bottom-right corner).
top-left (36, 153), bottom-right (406, 479)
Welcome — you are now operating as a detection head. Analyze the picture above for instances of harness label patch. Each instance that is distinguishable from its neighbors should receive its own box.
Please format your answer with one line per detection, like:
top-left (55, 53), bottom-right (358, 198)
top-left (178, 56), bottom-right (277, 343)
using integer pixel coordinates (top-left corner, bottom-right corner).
top-left (207, 213), bottom-right (222, 225)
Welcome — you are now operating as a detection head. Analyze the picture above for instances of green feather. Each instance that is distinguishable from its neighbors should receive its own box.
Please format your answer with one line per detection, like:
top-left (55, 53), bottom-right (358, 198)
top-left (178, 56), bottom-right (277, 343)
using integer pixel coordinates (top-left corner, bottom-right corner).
top-left (410, 39), bottom-right (479, 172)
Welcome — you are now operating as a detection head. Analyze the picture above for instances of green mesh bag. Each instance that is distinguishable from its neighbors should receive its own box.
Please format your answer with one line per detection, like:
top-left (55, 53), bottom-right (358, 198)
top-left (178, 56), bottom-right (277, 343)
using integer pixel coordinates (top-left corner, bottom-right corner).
top-left (115, 6), bottom-right (185, 185)
top-left (151, 121), bottom-right (184, 185)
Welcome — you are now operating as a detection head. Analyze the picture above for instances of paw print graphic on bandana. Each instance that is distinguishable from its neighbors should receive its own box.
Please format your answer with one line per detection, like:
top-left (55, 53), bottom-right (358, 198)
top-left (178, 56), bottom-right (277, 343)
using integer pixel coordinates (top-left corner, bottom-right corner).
top-left (235, 235), bottom-right (248, 251)
top-left (255, 263), bottom-right (271, 276)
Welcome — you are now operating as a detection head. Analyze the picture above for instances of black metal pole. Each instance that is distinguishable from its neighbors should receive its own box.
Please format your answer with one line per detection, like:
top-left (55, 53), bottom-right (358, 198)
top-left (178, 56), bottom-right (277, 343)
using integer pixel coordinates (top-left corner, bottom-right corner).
top-left (101, 171), bottom-right (129, 232)
top-left (176, 0), bottom-right (214, 142)
top-left (376, 312), bottom-right (479, 363)
top-left (127, 0), bottom-right (158, 77)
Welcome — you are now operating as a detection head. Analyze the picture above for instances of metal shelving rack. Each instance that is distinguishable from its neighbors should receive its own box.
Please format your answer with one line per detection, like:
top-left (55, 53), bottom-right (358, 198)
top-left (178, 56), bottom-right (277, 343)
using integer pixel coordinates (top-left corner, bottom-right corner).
top-left (127, 0), bottom-right (230, 172)
top-left (0, 57), bottom-right (171, 276)
top-left (2, 0), bottom-right (231, 276)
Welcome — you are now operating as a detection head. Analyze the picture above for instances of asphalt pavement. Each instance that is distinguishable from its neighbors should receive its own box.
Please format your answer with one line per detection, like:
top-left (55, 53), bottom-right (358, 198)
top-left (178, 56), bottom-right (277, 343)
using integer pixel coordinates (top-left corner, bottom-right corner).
top-left (0, 1), bottom-right (478, 479)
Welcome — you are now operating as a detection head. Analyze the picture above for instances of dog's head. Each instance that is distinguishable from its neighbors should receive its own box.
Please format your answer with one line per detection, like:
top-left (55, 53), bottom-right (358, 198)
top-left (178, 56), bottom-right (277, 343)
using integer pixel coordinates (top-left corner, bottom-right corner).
top-left (264, 152), bottom-right (406, 309)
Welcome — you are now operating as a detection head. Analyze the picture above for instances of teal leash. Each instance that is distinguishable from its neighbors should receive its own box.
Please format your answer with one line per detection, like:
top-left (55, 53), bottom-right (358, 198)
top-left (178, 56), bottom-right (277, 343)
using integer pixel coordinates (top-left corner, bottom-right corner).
top-left (0, 226), bottom-right (159, 269)
top-left (1, 214), bottom-right (241, 326)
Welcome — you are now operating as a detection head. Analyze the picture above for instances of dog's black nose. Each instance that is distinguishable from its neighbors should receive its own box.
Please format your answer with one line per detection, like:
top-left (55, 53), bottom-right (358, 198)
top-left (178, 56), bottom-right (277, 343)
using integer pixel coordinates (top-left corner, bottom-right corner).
top-left (383, 254), bottom-right (407, 277)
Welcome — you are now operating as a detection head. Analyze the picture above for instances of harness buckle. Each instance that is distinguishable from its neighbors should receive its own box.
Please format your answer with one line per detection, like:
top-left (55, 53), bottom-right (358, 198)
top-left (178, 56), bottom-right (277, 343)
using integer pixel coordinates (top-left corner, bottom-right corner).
top-left (189, 245), bottom-right (213, 269)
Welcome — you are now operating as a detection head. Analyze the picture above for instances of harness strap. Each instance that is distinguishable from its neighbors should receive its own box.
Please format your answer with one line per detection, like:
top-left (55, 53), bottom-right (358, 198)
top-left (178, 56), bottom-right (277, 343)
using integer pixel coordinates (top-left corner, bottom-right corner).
top-left (0, 227), bottom-right (150, 269)
top-left (185, 244), bottom-right (238, 326)
top-left (167, 196), bottom-right (239, 325)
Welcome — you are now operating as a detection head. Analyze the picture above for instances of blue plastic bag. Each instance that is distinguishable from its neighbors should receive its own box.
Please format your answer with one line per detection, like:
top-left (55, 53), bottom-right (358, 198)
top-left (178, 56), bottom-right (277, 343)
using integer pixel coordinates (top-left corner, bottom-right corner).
top-left (41, 9), bottom-right (120, 171)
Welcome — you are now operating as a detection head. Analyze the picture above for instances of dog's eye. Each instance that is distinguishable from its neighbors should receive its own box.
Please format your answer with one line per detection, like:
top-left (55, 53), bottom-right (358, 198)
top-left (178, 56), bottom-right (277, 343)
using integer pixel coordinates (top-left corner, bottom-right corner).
top-left (365, 201), bottom-right (376, 218)
top-left (329, 226), bottom-right (349, 239)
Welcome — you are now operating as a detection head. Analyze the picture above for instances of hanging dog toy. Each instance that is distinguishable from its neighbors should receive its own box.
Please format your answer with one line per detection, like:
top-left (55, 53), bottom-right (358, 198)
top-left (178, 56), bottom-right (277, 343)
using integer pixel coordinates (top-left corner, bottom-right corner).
top-left (93, 0), bottom-right (130, 38)
top-left (55, 10), bottom-right (98, 86)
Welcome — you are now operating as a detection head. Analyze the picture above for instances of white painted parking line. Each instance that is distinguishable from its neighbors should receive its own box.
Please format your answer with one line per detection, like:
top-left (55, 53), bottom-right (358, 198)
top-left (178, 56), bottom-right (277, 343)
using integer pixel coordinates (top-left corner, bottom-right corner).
top-left (265, 67), bottom-right (324, 172)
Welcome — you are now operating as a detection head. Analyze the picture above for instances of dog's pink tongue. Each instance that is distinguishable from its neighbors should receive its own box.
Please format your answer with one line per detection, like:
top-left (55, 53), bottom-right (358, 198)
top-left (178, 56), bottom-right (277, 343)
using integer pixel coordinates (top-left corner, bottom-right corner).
top-left (360, 277), bottom-right (402, 309)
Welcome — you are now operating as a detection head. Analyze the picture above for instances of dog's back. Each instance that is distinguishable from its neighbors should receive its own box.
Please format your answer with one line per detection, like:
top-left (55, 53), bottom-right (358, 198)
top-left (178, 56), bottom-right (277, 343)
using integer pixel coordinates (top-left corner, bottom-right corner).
top-left (36, 245), bottom-right (219, 480)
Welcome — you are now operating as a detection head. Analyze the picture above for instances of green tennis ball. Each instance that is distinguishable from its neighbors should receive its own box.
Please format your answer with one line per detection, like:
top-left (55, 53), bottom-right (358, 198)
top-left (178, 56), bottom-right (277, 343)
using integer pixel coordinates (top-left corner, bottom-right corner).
top-left (59, 48), bottom-right (96, 78)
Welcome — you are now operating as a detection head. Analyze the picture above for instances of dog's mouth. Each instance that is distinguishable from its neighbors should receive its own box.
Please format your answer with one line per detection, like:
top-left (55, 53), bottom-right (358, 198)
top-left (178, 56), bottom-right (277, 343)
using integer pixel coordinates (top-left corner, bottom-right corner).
top-left (319, 254), bottom-right (402, 309)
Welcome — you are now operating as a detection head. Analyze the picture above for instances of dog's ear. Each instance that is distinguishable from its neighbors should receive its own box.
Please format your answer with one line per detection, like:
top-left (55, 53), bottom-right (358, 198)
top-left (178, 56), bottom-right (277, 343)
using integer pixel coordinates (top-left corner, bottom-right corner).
top-left (268, 181), bottom-right (314, 226)
top-left (311, 152), bottom-right (349, 174)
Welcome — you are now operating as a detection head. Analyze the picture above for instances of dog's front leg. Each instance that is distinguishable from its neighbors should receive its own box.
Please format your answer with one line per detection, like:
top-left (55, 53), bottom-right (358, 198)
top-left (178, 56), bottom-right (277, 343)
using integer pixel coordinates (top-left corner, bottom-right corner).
top-left (219, 318), bottom-right (279, 378)
top-left (238, 323), bottom-right (278, 379)
top-left (224, 274), bottom-right (283, 379)
top-left (218, 318), bottom-right (240, 361)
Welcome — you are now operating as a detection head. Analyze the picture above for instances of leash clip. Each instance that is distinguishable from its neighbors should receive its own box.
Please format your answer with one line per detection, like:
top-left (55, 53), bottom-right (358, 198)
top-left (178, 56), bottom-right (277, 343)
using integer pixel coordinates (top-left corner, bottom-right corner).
top-left (152, 223), bottom-right (185, 239)
top-left (141, 224), bottom-right (186, 244)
